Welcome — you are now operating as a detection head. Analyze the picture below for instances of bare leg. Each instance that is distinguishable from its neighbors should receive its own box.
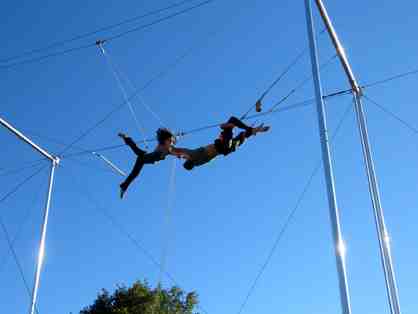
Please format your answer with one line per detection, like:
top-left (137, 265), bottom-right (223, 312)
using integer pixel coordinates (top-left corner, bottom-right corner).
top-left (230, 124), bottom-right (270, 152)
top-left (221, 116), bottom-right (252, 133)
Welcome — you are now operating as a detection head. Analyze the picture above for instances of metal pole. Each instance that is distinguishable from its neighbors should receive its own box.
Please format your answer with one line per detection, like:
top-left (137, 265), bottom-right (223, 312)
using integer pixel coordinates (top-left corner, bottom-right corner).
top-left (0, 117), bottom-right (55, 161)
top-left (93, 152), bottom-right (126, 177)
top-left (304, 1), bottom-right (352, 314)
top-left (29, 160), bottom-right (58, 314)
top-left (353, 94), bottom-right (401, 314)
top-left (313, 1), bottom-right (402, 313)
top-left (313, 0), bottom-right (360, 93)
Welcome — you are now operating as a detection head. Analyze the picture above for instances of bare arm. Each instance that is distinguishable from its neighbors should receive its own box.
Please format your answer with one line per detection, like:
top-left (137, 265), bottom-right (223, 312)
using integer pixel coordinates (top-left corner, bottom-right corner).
top-left (169, 146), bottom-right (191, 159)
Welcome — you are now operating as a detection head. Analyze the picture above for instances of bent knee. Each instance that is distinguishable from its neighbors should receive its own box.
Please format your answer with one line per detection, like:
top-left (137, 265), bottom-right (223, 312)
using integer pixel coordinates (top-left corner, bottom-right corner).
top-left (183, 160), bottom-right (195, 171)
top-left (228, 116), bottom-right (240, 124)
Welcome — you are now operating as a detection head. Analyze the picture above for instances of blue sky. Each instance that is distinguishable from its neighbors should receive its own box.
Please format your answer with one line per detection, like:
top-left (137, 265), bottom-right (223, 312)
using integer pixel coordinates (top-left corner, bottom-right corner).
top-left (1, 0), bottom-right (417, 313)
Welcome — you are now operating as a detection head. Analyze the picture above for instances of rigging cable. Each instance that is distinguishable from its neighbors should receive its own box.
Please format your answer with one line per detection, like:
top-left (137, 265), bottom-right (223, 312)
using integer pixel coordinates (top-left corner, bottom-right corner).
top-left (98, 43), bottom-right (149, 148)
top-left (56, 8), bottom-right (237, 156)
top-left (19, 129), bottom-right (128, 175)
top-left (236, 99), bottom-right (354, 314)
top-left (117, 62), bottom-right (166, 128)
top-left (266, 54), bottom-right (338, 113)
top-left (58, 98), bottom-right (315, 159)
top-left (363, 95), bottom-right (418, 135)
top-left (104, 0), bottom-right (214, 43)
top-left (0, 166), bottom-right (47, 314)
top-left (59, 90), bottom-right (351, 160)
top-left (71, 171), bottom-right (208, 314)
top-left (98, 42), bottom-right (166, 127)
top-left (241, 48), bottom-right (309, 120)
top-left (159, 158), bottom-right (177, 286)
top-left (241, 28), bottom-right (328, 119)
top-left (0, 171), bottom-right (47, 275)
top-left (0, 0), bottom-right (216, 70)
top-left (0, 0), bottom-right (205, 64)
top-left (361, 68), bottom-right (418, 90)
top-left (0, 160), bottom-right (48, 178)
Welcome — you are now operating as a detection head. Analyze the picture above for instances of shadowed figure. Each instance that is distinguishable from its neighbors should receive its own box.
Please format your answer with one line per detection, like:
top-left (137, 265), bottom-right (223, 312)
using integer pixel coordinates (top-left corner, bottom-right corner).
top-left (175, 116), bottom-right (270, 170)
top-left (118, 117), bottom-right (270, 198)
top-left (119, 128), bottom-right (177, 198)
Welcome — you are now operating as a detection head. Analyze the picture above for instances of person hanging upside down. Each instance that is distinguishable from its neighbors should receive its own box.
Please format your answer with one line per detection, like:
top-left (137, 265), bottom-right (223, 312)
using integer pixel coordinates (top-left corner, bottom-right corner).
top-left (118, 117), bottom-right (269, 197)
top-left (175, 116), bottom-right (270, 170)
top-left (118, 128), bottom-right (182, 199)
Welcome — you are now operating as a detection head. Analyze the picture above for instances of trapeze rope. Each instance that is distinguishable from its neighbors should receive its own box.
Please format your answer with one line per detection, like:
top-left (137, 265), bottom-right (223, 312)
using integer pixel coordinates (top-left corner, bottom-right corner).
top-left (98, 42), bottom-right (149, 149)
top-left (116, 58), bottom-right (167, 128)
top-left (159, 158), bottom-right (177, 286)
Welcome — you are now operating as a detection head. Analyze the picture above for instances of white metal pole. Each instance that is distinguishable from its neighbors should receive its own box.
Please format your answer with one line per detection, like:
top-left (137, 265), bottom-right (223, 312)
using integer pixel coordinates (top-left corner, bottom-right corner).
top-left (353, 94), bottom-right (401, 314)
top-left (0, 116), bottom-right (59, 313)
top-left (313, 0), bottom-right (360, 93)
top-left (313, 1), bottom-right (402, 313)
top-left (29, 160), bottom-right (58, 314)
top-left (304, 1), bottom-right (352, 313)
top-left (0, 117), bottom-right (55, 161)
top-left (93, 152), bottom-right (126, 177)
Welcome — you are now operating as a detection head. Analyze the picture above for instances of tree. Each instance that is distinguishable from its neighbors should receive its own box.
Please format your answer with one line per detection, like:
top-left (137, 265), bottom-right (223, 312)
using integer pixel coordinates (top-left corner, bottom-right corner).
top-left (80, 280), bottom-right (199, 314)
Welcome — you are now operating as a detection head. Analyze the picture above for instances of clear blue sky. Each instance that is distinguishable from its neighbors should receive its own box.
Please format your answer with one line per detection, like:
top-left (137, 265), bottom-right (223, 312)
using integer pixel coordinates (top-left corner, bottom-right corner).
top-left (1, 0), bottom-right (417, 313)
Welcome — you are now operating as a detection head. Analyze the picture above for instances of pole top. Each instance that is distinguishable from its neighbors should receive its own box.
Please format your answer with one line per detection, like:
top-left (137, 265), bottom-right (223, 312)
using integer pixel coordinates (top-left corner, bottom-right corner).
top-left (53, 156), bottom-right (61, 166)
top-left (95, 39), bottom-right (106, 46)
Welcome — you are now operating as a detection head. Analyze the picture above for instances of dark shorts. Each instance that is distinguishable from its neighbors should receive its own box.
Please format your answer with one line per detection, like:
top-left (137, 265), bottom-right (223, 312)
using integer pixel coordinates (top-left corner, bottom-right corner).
top-left (183, 147), bottom-right (216, 167)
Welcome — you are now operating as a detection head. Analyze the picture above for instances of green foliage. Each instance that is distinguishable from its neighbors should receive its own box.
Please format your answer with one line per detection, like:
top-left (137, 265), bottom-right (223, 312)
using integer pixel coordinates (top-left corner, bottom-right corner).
top-left (80, 280), bottom-right (199, 314)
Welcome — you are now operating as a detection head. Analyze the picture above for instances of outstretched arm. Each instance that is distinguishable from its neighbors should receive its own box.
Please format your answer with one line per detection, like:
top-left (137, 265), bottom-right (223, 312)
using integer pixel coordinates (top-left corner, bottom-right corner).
top-left (169, 146), bottom-right (192, 159)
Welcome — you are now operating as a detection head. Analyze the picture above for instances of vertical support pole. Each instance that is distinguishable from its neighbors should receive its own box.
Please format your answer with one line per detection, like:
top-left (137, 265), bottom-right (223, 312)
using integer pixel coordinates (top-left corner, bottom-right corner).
top-left (304, 1), bottom-right (352, 314)
top-left (0, 116), bottom-right (59, 313)
top-left (29, 160), bottom-right (58, 314)
top-left (353, 95), bottom-right (401, 314)
top-left (312, 0), bottom-right (402, 312)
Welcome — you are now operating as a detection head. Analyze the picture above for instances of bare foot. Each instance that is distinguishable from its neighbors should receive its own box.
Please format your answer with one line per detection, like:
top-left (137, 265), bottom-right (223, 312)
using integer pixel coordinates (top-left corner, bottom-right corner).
top-left (253, 124), bottom-right (270, 134)
top-left (119, 184), bottom-right (127, 199)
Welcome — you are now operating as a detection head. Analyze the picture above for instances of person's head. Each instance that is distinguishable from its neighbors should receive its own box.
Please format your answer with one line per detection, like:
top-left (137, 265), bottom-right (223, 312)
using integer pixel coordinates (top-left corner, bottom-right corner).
top-left (156, 128), bottom-right (174, 147)
top-left (183, 160), bottom-right (195, 171)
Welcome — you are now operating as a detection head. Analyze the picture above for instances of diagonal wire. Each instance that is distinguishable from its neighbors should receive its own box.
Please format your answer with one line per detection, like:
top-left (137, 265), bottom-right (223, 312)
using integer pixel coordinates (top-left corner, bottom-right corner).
top-left (0, 175), bottom-right (47, 275)
top-left (71, 172), bottom-right (209, 314)
top-left (72, 172), bottom-right (178, 286)
top-left (0, 42), bottom-right (96, 70)
top-left (0, 0), bottom-right (202, 64)
top-left (18, 129), bottom-right (125, 174)
top-left (0, 0), bottom-right (216, 70)
top-left (236, 99), bottom-right (354, 314)
top-left (361, 68), bottom-right (418, 90)
top-left (266, 54), bottom-right (338, 113)
top-left (98, 44), bottom-right (149, 148)
top-left (240, 49), bottom-right (309, 120)
top-left (22, 129), bottom-right (93, 154)
top-left (118, 64), bottom-right (166, 128)
top-left (363, 94), bottom-right (418, 135)
top-left (56, 6), bottom-right (236, 156)
top-left (58, 90), bottom-right (351, 160)
top-left (59, 99), bottom-right (318, 159)
top-left (241, 29), bottom-right (328, 119)
top-left (0, 160), bottom-right (47, 177)
top-left (103, 0), bottom-right (215, 43)
top-left (0, 165), bottom-right (47, 314)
